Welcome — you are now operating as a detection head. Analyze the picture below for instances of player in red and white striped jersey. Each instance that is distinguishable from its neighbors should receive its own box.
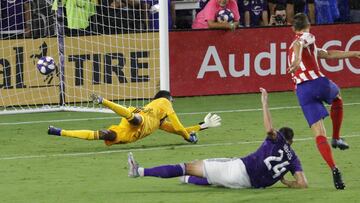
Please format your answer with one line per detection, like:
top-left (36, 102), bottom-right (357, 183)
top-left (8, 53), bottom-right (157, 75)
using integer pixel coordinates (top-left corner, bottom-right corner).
top-left (288, 31), bottom-right (325, 84)
top-left (288, 13), bottom-right (360, 190)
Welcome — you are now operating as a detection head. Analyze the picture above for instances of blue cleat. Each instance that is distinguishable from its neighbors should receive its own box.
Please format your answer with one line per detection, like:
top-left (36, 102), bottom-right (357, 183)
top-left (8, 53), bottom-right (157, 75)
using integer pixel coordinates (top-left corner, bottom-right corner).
top-left (331, 138), bottom-right (349, 150)
top-left (48, 126), bottom-right (62, 136)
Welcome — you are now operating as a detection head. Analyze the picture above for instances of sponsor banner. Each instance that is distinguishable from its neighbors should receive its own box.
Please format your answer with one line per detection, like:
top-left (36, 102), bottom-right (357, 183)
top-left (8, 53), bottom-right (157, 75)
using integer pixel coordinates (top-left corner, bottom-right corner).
top-left (0, 34), bottom-right (159, 106)
top-left (0, 38), bottom-right (60, 106)
top-left (169, 24), bottom-right (360, 96)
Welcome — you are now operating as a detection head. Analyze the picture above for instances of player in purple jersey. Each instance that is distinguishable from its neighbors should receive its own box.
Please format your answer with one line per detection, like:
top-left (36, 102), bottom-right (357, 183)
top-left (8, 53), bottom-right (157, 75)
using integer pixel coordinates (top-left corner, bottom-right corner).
top-left (127, 88), bottom-right (308, 189)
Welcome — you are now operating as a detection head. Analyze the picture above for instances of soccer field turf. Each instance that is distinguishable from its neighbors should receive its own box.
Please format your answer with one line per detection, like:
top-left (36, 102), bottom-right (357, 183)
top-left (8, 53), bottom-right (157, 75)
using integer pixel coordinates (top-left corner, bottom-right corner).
top-left (1, 88), bottom-right (360, 203)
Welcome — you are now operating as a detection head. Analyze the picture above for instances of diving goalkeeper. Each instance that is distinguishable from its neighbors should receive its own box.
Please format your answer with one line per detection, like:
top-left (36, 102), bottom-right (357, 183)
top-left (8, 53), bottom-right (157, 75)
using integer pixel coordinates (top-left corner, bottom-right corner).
top-left (48, 90), bottom-right (221, 145)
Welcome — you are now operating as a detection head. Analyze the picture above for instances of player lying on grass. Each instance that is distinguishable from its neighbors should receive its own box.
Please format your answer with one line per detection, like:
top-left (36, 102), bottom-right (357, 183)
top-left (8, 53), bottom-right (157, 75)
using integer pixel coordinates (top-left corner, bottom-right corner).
top-left (48, 90), bottom-right (221, 145)
top-left (127, 88), bottom-right (308, 189)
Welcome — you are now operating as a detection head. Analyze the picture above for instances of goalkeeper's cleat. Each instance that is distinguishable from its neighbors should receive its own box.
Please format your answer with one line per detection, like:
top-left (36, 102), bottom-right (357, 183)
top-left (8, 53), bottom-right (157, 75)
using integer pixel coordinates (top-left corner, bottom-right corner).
top-left (332, 167), bottom-right (345, 190)
top-left (128, 152), bottom-right (140, 178)
top-left (48, 126), bottom-right (62, 136)
top-left (331, 138), bottom-right (349, 150)
top-left (90, 93), bottom-right (103, 104)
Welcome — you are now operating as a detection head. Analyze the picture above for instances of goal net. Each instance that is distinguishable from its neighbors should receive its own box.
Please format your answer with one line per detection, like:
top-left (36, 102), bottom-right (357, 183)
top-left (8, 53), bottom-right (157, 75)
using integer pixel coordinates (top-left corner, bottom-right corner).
top-left (0, 0), bottom-right (164, 114)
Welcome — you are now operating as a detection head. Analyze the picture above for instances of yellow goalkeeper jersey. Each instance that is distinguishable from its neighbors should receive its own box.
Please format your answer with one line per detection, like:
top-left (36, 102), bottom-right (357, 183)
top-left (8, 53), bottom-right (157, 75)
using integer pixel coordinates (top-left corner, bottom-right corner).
top-left (105, 98), bottom-right (198, 146)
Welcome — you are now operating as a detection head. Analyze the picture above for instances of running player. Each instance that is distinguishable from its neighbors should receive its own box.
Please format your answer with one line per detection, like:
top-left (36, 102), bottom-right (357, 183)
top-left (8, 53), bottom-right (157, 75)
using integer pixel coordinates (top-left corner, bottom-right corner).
top-left (127, 88), bottom-right (308, 189)
top-left (288, 13), bottom-right (360, 189)
top-left (48, 90), bottom-right (221, 145)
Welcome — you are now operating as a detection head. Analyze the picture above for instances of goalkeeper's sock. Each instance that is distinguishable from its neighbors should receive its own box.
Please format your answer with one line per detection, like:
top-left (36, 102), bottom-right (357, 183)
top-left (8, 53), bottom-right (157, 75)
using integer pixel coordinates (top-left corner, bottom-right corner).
top-left (142, 164), bottom-right (185, 178)
top-left (102, 99), bottom-right (134, 120)
top-left (316, 135), bottom-right (336, 169)
top-left (61, 130), bottom-right (100, 140)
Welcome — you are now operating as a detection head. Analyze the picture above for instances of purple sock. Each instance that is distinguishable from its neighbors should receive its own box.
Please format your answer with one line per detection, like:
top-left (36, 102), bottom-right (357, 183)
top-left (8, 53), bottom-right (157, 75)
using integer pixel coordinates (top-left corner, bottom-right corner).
top-left (144, 164), bottom-right (185, 178)
top-left (188, 176), bottom-right (210, 185)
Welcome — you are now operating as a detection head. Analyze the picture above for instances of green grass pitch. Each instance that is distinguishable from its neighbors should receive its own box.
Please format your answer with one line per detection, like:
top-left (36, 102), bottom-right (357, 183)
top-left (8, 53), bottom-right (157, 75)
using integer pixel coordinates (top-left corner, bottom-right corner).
top-left (1, 88), bottom-right (360, 203)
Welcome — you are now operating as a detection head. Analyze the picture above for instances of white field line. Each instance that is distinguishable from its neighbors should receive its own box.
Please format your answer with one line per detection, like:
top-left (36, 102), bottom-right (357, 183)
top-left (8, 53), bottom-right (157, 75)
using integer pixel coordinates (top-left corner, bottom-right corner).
top-left (0, 134), bottom-right (359, 161)
top-left (1, 102), bottom-right (360, 126)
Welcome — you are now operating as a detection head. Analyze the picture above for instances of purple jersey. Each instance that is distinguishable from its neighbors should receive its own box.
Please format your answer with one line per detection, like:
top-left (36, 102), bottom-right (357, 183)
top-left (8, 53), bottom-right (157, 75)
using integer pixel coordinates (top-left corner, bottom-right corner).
top-left (241, 132), bottom-right (303, 188)
top-left (240, 0), bottom-right (268, 26)
top-left (0, 0), bottom-right (28, 32)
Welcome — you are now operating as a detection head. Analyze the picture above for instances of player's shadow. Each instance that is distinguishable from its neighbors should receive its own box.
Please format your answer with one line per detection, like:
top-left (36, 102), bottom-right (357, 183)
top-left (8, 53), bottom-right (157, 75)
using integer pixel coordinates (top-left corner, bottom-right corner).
top-left (120, 185), bottom-right (292, 194)
top-left (122, 188), bottom-right (216, 194)
top-left (120, 185), bottom-right (229, 194)
top-left (69, 142), bottom-right (193, 154)
top-left (116, 142), bottom-right (191, 150)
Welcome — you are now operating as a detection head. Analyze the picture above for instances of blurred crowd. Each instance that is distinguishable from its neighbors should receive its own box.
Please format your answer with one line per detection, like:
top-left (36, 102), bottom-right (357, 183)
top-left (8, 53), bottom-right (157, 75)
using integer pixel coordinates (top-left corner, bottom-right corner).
top-left (0, 0), bottom-right (359, 39)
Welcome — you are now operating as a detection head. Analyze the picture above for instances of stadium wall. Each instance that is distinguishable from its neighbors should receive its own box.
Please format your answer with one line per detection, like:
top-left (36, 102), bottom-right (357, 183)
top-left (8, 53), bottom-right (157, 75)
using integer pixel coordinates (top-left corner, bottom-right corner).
top-left (1, 25), bottom-right (359, 107)
top-left (169, 24), bottom-right (360, 97)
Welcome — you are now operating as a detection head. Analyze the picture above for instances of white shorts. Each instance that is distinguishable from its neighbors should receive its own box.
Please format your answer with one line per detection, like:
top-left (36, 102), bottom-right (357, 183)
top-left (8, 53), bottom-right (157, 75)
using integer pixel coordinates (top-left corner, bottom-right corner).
top-left (203, 158), bottom-right (251, 189)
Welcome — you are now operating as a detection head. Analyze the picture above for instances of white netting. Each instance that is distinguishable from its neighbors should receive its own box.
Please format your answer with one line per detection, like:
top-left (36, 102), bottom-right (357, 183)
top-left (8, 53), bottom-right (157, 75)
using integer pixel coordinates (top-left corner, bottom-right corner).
top-left (0, 0), bottom-right (162, 114)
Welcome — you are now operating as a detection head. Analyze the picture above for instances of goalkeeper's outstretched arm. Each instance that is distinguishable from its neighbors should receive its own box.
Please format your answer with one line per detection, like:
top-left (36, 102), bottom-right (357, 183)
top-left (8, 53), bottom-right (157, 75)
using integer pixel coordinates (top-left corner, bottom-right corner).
top-left (166, 112), bottom-right (191, 140)
top-left (165, 113), bottom-right (198, 143)
top-left (160, 121), bottom-right (200, 134)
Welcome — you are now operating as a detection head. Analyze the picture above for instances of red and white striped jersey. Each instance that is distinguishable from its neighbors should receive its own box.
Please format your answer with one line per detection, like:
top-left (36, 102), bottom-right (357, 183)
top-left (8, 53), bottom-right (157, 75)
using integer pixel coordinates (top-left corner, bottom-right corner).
top-left (288, 32), bottom-right (325, 84)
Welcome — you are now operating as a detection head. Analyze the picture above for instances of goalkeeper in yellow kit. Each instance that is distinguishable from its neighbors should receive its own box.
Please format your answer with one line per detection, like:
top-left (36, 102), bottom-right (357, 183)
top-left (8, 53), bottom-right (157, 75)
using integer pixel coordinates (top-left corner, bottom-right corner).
top-left (48, 90), bottom-right (221, 145)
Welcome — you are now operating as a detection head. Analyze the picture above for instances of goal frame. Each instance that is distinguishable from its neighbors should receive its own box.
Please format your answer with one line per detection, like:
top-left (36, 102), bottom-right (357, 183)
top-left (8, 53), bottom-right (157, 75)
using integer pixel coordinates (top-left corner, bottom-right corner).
top-left (0, 0), bottom-right (170, 115)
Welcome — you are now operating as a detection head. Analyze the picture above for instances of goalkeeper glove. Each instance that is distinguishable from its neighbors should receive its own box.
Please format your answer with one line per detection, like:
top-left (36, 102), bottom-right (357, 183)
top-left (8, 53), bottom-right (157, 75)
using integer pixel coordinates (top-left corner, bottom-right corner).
top-left (200, 113), bottom-right (221, 130)
top-left (90, 93), bottom-right (103, 104)
top-left (186, 132), bottom-right (198, 144)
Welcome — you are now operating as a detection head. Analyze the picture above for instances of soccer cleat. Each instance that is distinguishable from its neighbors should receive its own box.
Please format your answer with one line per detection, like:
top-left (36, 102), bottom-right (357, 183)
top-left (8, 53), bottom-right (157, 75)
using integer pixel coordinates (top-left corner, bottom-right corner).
top-left (331, 138), bottom-right (349, 150)
top-left (90, 93), bottom-right (103, 104)
top-left (128, 152), bottom-right (140, 178)
top-left (332, 167), bottom-right (345, 190)
top-left (47, 126), bottom-right (62, 136)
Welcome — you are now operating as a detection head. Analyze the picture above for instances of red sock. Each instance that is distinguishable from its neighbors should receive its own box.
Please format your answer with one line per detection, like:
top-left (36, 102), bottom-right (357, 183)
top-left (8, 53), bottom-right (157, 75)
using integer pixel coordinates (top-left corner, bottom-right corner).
top-left (316, 135), bottom-right (336, 169)
top-left (330, 98), bottom-right (343, 140)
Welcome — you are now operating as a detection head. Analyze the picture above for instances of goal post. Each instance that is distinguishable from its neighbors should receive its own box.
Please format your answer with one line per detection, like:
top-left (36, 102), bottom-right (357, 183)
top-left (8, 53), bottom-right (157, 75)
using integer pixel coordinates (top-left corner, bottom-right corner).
top-left (159, 0), bottom-right (170, 91)
top-left (0, 0), bottom-right (170, 114)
